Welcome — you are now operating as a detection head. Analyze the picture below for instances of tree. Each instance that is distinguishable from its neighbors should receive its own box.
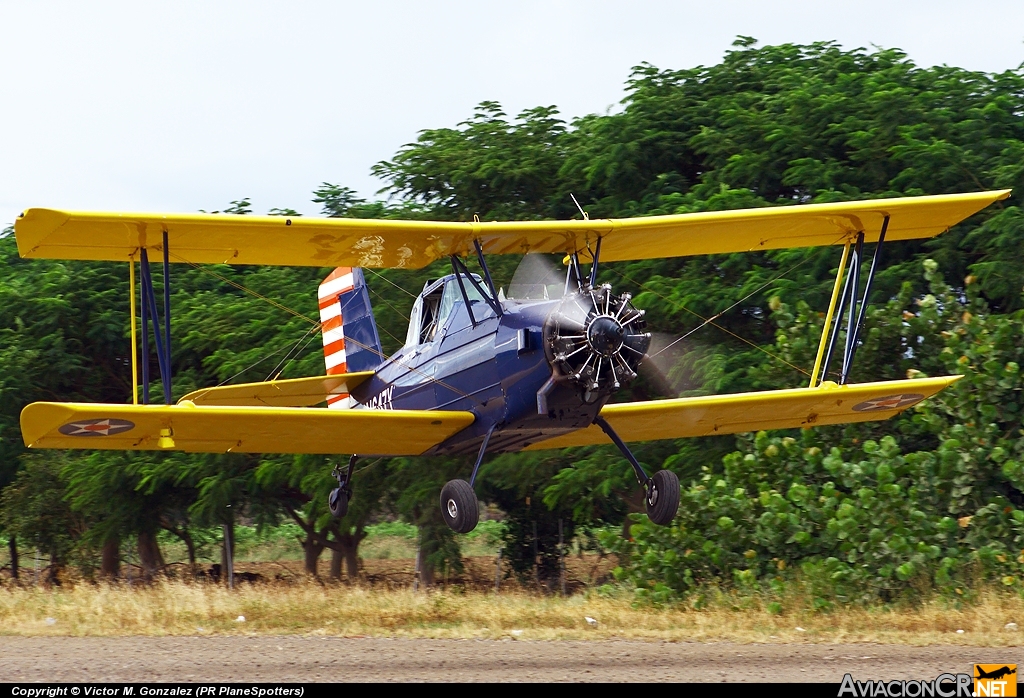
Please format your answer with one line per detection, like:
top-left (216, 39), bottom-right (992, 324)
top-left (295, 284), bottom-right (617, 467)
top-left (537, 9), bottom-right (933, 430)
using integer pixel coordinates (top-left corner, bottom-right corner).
top-left (62, 451), bottom-right (195, 579)
top-left (0, 455), bottom-right (84, 583)
top-left (326, 456), bottom-right (394, 581)
top-left (373, 103), bottom-right (569, 221)
top-left (612, 260), bottom-right (1024, 603)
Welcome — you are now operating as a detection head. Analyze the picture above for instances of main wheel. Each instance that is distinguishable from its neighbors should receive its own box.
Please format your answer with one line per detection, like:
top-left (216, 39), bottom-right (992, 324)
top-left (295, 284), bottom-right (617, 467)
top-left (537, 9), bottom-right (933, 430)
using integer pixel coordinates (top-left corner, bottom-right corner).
top-left (440, 479), bottom-right (479, 533)
top-left (645, 469), bottom-right (680, 525)
top-left (329, 487), bottom-right (349, 518)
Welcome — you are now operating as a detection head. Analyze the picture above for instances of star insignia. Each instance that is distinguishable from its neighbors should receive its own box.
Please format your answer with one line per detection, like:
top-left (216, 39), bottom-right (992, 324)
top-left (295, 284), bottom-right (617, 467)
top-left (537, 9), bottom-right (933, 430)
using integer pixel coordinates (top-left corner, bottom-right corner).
top-left (852, 393), bottom-right (925, 412)
top-left (58, 418), bottom-right (135, 437)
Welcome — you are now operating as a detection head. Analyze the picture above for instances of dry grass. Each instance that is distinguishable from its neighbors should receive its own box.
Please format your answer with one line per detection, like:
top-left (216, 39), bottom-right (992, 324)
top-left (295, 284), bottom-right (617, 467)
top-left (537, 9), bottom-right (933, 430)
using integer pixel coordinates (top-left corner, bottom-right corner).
top-left (0, 580), bottom-right (1021, 645)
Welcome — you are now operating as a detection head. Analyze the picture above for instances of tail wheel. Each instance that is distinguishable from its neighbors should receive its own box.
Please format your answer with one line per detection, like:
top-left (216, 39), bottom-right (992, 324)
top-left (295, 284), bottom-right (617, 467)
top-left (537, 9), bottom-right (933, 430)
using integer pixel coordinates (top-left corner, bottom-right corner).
top-left (645, 470), bottom-right (680, 526)
top-left (329, 487), bottom-right (349, 519)
top-left (440, 479), bottom-right (479, 533)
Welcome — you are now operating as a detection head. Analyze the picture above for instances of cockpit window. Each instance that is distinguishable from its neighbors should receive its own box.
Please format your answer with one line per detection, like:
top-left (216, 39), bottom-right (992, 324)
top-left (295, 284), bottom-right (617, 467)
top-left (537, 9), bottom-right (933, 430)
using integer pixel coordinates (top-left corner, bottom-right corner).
top-left (404, 275), bottom-right (489, 347)
top-left (436, 279), bottom-right (487, 333)
top-left (506, 254), bottom-right (566, 300)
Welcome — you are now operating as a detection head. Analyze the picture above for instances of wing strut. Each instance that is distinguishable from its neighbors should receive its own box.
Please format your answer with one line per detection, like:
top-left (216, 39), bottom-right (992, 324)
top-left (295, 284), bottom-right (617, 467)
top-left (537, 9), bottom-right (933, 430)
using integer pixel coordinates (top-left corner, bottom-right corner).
top-left (843, 216), bottom-right (889, 382)
top-left (450, 256), bottom-right (478, 327)
top-left (451, 251), bottom-right (502, 318)
top-left (813, 216), bottom-right (889, 386)
top-left (808, 239), bottom-right (850, 387)
top-left (129, 253), bottom-right (138, 404)
top-left (473, 239), bottom-right (502, 315)
top-left (137, 234), bottom-right (175, 404)
top-left (587, 236), bottom-right (603, 288)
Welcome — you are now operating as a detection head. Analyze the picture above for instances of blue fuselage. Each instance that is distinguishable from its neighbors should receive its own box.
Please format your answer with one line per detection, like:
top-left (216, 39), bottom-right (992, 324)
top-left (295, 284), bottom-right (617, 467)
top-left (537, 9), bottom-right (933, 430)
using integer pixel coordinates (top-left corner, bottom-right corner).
top-left (351, 294), bottom-right (604, 456)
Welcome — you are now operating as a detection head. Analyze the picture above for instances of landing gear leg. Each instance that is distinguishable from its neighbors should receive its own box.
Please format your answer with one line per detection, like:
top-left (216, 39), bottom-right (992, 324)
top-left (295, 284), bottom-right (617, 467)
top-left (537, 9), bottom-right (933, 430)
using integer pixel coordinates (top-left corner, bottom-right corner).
top-left (595, 416), bottom-right (680, 525)
top-left (329, 454), bottom-right (357, 519)
top-left (440, 427), bottom-right (494, 534)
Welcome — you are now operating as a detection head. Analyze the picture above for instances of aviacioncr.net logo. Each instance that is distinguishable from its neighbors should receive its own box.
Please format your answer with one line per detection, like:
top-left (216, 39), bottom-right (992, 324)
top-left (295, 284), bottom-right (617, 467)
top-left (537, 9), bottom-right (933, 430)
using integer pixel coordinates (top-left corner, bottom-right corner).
top-left (839, 673), bottom-right (974, 698)
top-left (974, 665), bottom-right (1017, 697)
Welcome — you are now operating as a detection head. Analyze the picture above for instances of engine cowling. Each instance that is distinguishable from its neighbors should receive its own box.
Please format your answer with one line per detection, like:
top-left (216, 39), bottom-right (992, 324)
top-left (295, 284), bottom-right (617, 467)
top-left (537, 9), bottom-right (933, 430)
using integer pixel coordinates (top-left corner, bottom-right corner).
top-left (544, 283), bottom-right (651, 403)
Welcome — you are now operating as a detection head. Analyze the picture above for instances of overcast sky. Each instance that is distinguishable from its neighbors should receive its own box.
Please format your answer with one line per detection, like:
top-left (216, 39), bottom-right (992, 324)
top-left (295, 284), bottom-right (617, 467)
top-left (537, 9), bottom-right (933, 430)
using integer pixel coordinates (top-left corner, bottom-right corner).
top-left (1, 1), bottom-right (1022, 226)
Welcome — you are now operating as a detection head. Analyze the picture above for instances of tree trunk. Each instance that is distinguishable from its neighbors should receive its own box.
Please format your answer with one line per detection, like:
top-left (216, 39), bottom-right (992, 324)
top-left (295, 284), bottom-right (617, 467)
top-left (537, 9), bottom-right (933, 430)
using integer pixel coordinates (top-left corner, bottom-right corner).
top-left (416, 526), bottom-right (436, 587)
top-left (418, 552), bottom-right (434, 586)
top-left (345, 545), bottom-right (359, 580)
top-left (303, 536), bottom-right (324, 577)
top-left (182, 529), bottom-right (197, 573)
top-left (329, 546), bottom-right (342, 581)
top-left (287, 507), bottom-right (327, 578)
top-left (221, 522), bottom-right (235, 588)
top-left (137, 531), bottom-right (165, 580)
top-left (8, 535), bottom-right (18, 580)
top-left (163, 526), bottom-right (198, 576)
top-left (100, 538), bottom-right (120, 579)
top-left (331, 530), bottom-right (364, 582)
top-left (48, 551), bottom-right (61, 585)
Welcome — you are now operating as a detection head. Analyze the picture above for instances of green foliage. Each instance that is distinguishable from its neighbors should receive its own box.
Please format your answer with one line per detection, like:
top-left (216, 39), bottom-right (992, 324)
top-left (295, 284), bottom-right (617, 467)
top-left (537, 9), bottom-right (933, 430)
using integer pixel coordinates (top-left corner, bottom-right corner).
top-left (610, 263), bottom-right (1024, 604)
top-left (0, 455), bottom-right (84, 579)
top-left (479, 450), bottom-right (579, 586)
top-left (374, 102), bottom-right (569, 221)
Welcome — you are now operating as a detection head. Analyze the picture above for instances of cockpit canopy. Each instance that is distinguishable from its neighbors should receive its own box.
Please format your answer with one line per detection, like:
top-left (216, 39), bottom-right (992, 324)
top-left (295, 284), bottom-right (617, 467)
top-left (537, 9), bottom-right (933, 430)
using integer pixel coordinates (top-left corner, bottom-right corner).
top-left (404, 274), bottom-right (492, 347)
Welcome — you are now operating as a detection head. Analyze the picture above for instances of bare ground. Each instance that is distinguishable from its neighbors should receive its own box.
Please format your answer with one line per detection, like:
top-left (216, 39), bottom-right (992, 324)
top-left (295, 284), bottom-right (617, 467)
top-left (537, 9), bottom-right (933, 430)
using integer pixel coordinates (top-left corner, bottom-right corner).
top-left (177, 553), bottom-right (618, 593)
top-left (0, 636), bottom-right (1017, 682)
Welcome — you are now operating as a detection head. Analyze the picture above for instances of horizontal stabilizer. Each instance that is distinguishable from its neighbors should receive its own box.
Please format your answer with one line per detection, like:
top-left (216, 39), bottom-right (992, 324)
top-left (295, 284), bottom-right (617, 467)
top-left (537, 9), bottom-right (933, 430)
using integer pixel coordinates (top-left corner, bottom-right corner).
top-left (526, 376), bottom-right (961, 450)
top-left (15, 191), bottom-right (1009, 268)
top-left (21, 402), bottom-right (474, 456)
top-left (179, 372), bottom-right (374, 408)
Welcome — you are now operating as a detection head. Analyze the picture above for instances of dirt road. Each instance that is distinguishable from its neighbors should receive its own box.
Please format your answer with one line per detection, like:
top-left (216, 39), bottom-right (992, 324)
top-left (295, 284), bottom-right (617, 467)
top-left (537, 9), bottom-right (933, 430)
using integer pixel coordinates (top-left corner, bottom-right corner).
top-left (0, 637), bottom-right (1015, 682)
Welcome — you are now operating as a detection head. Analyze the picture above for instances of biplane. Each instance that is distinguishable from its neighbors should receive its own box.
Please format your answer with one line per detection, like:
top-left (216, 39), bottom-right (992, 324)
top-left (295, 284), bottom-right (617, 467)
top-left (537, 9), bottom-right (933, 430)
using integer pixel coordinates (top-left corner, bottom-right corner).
top-left (13, 189), bottom-right (1011, 533)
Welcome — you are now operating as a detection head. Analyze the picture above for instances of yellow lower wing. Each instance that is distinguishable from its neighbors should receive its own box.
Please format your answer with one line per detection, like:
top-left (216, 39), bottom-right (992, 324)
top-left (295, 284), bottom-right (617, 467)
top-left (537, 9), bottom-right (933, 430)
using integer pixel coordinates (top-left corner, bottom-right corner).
top-left (20, 402), bottom-right (474, 456)
top-left (526, 376), bottom-right (960, 450)
top-left (178, 372), bottom-right (374, 408)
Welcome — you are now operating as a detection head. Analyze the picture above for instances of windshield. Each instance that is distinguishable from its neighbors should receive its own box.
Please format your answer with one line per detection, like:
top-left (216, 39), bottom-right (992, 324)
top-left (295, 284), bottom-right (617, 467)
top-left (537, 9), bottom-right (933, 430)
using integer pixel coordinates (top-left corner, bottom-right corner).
top-left (506, 254), bottom-right (565, 300)
top-left (437, 277), bottom-right (487, 329)
top-left (404, 275), bottom-right (490, 347)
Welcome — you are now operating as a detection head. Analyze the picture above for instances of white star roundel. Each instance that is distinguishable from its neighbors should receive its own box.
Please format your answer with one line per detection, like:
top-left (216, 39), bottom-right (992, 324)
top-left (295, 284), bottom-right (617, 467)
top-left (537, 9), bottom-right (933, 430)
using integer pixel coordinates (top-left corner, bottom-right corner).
top-left (851, 393), bottom-right (925, 412)
top-left (57, 418), bottom-right (136, 437)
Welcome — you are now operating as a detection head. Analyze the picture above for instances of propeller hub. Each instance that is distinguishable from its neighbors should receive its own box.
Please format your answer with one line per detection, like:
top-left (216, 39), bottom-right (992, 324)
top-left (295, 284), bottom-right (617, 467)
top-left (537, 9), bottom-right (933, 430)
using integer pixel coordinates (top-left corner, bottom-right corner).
top-left (587, 315), bottom-right (624, 356)
top-left (544, 283), bottom-right (650, 400)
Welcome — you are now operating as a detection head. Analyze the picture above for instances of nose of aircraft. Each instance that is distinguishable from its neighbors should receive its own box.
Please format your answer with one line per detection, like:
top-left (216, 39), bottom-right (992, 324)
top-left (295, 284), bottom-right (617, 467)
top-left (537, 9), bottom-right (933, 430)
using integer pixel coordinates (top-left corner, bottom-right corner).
top-left (544, 283), bottom-right (650, 399)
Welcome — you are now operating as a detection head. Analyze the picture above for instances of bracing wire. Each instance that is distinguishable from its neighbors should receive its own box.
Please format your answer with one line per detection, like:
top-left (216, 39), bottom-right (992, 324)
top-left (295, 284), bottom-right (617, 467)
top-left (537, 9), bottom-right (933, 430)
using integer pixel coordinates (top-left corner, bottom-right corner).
top-left (170, 251), bottom-right (482, 405)
top-left (215, 338), bottom-right (310, 387)
top-left (608, 240), bottom-right (844, 378)
top-left (169, 252), bottom-right (320, 326)
top-left (265, 324), bottom-right (323, 381)
top-left (364, 268), bottom-right (418, 298)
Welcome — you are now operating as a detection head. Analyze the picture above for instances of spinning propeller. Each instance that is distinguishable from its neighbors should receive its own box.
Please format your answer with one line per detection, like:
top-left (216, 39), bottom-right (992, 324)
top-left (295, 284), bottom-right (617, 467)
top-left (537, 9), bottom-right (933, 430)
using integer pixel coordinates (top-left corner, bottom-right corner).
top-left (508, 253), bottom-right (695, 401)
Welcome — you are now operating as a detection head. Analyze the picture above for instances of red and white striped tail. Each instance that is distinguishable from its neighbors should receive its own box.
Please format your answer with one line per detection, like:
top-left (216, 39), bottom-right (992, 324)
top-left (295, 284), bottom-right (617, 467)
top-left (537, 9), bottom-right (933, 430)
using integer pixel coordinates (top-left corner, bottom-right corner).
top-left (319, 267), bottom-right (356, 409)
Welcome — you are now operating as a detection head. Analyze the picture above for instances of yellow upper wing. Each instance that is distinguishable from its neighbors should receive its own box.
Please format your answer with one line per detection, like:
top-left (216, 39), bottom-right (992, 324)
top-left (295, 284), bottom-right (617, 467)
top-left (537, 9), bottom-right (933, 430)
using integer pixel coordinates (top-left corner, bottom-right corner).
top-left (20, 401), bottom-right (474, 456)
top-left (15, 190), bottom-right (1008, 268)
top-left (526, 376), bottom-right (960, 450)
top-left (178, 372), bottom-right (374, 408)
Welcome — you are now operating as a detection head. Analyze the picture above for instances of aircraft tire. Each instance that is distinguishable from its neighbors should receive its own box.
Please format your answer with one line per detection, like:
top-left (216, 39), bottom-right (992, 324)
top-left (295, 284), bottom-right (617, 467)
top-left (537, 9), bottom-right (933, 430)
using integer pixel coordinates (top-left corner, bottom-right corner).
top-left (440, 479), bottom-right (479, 533)
top-left (645, 470), bottom-right (680, 526)
top-left (329, 487), bottom-right (349, 519)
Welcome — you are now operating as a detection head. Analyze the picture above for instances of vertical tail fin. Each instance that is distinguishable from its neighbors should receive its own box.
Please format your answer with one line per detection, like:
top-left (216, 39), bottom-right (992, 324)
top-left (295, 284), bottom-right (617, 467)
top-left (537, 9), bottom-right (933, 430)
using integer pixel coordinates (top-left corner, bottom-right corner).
top-left (318, 267), bottom-right (383, 409)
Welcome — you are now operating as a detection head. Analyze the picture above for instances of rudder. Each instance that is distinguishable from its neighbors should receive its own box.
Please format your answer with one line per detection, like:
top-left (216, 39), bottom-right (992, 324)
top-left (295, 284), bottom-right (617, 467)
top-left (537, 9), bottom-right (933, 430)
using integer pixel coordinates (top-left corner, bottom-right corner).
top-left (318, 267), bottom-right (383, 408)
